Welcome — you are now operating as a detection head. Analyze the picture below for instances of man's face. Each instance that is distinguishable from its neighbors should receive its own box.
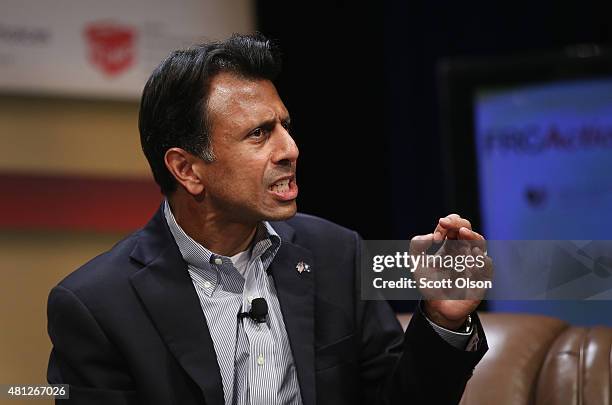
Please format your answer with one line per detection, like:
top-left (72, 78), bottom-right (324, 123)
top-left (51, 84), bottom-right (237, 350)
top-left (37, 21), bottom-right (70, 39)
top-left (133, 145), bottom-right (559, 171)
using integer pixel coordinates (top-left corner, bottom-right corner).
top-left (197, 72), bottom-right (299, 223)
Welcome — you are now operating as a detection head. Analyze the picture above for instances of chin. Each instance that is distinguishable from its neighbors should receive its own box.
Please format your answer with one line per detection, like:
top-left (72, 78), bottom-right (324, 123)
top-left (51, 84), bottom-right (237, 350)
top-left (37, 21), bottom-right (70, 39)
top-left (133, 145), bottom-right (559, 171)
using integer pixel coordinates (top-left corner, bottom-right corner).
top-left (263, 202), bottom-right (297, 221)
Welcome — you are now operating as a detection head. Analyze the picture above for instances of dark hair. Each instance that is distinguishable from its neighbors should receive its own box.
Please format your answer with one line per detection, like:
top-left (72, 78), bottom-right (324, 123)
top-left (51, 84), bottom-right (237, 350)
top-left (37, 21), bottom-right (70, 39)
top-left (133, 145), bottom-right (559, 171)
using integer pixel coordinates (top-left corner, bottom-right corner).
top-left (138, 33), bottom-right (282, 195)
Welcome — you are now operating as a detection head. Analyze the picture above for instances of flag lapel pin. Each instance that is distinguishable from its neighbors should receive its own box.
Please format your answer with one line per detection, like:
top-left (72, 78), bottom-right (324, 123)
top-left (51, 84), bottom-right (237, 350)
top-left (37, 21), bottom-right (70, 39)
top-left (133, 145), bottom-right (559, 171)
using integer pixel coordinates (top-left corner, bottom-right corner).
top-left (296, 261), bottom-right (310, 274)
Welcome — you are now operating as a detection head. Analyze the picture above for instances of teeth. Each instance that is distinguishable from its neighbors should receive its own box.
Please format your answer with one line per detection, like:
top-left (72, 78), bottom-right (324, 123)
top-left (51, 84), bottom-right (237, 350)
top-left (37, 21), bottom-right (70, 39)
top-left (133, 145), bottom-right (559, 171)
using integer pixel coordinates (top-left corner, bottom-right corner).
top-left (271, 179), bottom-right (290, 193)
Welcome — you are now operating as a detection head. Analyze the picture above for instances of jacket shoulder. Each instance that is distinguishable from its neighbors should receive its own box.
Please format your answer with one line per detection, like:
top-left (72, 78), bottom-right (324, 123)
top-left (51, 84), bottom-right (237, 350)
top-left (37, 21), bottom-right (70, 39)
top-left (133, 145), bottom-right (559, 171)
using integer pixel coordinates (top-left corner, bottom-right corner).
top-left (290, 212), bottom-right (355, 234)
top-left (278, 212), bottom-right (359, 252)
top-left (56, 229), bottom-right (143, 295)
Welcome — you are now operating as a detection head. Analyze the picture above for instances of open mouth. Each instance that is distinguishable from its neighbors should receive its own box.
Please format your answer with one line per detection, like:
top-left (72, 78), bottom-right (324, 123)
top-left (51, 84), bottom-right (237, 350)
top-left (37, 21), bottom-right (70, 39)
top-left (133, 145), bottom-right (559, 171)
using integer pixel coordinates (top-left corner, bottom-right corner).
top-left (268, 177), bottom-right (298, 200)
top-left (270, 178), bottom-right (290, 193)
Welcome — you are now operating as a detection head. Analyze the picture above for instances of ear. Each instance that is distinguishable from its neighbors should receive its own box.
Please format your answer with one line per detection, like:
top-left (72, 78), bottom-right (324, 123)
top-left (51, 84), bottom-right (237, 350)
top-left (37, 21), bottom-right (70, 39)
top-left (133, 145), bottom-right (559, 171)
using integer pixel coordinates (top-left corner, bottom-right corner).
top-left (164, 148), bottom-right (206, 196)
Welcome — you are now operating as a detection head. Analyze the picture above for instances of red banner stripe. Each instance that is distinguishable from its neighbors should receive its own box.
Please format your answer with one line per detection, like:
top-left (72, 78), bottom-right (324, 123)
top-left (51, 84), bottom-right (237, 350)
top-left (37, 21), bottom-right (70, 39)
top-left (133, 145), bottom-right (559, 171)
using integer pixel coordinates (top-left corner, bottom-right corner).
top-left (0, 173), bottom-right (162, 232)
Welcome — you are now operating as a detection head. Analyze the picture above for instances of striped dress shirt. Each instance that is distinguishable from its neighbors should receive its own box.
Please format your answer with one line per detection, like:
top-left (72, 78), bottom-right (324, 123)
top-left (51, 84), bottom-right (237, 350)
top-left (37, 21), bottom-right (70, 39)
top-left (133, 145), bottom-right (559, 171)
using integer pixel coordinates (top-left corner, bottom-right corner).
top-left (164, 200), bottom-right (302, 405)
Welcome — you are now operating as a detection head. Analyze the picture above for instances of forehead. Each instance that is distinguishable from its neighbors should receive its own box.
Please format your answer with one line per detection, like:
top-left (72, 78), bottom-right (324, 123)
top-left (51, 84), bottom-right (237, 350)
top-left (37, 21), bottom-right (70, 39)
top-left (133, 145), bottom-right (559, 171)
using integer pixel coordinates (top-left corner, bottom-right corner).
top-left (206, 72), bottom-right (287, 132)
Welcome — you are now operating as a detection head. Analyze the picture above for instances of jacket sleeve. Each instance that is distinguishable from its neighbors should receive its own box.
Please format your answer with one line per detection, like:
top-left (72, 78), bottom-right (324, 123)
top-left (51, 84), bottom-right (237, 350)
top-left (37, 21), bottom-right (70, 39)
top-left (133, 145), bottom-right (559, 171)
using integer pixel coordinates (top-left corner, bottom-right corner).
top-left (47, 285), bottom-right (139, 404)
top-left (353, 232), bottom-right (488, 405)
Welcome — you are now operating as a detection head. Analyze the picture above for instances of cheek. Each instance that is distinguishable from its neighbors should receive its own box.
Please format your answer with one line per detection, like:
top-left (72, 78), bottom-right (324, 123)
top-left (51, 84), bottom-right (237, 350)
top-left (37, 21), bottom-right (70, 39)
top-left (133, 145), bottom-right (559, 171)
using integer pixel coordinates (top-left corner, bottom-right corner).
top-left (221, 162), bottom-right (267, 196)
top-left (236, 157), bottom-right (268, 183)
top-left (208, 149), bottom-right (269, 192)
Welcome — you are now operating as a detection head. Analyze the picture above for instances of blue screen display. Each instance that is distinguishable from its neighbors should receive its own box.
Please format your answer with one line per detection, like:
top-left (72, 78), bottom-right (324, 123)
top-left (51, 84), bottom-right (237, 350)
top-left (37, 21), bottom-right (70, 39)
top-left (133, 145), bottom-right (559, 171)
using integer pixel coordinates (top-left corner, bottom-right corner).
top-left (476, 78), bottom-right (612, 239)
top-left (474, 78), bottom-right (612, 324)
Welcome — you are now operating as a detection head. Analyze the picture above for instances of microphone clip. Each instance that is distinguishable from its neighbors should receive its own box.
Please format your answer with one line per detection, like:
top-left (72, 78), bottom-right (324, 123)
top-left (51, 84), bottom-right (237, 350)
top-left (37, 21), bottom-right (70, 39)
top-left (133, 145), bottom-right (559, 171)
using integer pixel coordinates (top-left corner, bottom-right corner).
top-left (238, 297), bottom-right (268, 323)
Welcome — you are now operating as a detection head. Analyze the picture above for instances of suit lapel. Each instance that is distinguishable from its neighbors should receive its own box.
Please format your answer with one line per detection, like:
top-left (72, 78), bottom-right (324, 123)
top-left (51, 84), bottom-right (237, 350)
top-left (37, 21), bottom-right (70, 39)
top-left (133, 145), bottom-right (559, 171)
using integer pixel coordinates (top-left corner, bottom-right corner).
top-left (268, 221), bottom-right (316, 405)
top-left (129, 208), bottom-right (224, 405)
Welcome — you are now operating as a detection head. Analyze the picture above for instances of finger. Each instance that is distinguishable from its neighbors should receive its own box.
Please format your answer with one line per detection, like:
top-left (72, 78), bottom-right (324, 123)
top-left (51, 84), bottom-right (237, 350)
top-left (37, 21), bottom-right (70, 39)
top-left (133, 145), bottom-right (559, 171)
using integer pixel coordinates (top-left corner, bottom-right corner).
top-left (458, 227), bottom-right (484, 240)
top-left (459, 227), bottom-right (487, 251)
top-left (439, 215), bottom-right (472, 230)
top-left (410, 233), bottom-right (433, 255)
top-left (471, 246), bottom-right (489, 264)
top-left (470, 246), bottom-right (494, 283)
top-left (433, 219), bottom-right (451, 241)
top-left (434, 215), bottom-right (472, 241)
top-left (433, 221), bottom-right (444, 242)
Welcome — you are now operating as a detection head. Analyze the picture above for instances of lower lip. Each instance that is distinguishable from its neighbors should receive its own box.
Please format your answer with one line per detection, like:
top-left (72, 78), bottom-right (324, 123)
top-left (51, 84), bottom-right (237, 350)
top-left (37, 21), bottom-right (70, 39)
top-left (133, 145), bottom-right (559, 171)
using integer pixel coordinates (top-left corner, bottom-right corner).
top-left (269, 179), bottom-right (298, 201)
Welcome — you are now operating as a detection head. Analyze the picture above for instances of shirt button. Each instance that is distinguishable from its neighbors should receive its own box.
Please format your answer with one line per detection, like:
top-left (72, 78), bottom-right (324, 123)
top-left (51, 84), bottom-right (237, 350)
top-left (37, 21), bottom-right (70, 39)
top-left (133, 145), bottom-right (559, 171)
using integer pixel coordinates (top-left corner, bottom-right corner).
top-left (214, 258), bottom-right (223, 265)
top-left (203, 281), bottom-right (211, 289)
top-left (257, 354), bottom-right (265, 366)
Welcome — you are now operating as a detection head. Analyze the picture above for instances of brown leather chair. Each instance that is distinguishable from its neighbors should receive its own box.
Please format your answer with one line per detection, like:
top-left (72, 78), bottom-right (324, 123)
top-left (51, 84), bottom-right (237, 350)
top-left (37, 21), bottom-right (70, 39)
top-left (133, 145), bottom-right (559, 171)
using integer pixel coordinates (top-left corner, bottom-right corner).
top-left (397, 313), bottom-right (612, 405)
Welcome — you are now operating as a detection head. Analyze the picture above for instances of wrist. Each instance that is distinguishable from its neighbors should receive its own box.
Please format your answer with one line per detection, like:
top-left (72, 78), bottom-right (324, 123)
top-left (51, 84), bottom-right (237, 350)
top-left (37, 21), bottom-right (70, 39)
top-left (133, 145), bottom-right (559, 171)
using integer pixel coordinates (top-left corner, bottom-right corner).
top-left (422, 302), bottom-right (470, 331)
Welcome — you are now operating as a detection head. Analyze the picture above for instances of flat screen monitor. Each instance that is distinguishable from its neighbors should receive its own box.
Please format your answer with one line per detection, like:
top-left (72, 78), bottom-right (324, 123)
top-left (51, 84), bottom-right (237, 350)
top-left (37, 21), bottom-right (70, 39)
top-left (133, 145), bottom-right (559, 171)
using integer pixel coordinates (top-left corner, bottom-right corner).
top-left (438, 47), bottom-right (612, 324)
top-left (475, 77), bottom-right (612, 240)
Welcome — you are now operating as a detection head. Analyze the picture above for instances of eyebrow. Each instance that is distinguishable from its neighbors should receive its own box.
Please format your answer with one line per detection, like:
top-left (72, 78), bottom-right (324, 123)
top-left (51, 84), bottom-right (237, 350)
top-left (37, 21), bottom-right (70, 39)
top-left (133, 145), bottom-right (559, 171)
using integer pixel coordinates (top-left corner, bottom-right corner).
top-left (255, 115), bottom-right (291, 131)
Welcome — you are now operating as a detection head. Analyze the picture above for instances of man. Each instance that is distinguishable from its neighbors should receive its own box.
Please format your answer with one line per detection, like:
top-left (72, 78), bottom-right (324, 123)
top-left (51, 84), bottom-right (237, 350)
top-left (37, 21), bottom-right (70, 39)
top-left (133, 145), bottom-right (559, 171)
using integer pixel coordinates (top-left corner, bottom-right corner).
top-left (47, 34), bottom-right (487, 404)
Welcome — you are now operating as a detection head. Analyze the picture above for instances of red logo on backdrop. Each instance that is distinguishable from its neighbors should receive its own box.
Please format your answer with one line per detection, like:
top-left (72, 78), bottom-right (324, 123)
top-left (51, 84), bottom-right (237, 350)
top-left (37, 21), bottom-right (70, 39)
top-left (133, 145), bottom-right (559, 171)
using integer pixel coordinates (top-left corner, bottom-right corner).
top-left (84, 22), bottom-right (136, 76)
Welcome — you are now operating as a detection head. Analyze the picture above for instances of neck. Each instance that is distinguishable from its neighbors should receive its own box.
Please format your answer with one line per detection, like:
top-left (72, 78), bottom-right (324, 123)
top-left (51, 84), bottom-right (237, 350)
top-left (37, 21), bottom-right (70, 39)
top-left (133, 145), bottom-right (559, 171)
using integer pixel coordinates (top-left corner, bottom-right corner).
top-left (168, 192), bottom-right (257, 257)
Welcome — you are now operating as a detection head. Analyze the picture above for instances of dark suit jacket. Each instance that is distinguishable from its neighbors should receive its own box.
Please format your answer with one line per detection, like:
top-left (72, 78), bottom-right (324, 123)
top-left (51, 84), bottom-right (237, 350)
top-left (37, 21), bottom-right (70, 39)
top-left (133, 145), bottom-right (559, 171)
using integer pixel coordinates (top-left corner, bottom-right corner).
top-left (47, 208), bottom-right (487, 404)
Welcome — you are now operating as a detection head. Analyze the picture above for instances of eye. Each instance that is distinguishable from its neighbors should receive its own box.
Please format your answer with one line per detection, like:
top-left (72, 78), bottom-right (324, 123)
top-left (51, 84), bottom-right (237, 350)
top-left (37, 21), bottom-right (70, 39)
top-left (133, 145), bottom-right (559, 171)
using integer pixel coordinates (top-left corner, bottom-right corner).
top-left (249, 127), bottom-right (267, 139)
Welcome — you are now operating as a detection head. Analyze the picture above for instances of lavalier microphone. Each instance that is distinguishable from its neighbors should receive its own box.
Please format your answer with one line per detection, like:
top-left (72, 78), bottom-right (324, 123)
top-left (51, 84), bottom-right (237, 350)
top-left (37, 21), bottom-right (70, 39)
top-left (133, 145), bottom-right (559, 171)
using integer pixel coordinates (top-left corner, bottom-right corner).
top-left (237, 297), bottom-right (268, 323)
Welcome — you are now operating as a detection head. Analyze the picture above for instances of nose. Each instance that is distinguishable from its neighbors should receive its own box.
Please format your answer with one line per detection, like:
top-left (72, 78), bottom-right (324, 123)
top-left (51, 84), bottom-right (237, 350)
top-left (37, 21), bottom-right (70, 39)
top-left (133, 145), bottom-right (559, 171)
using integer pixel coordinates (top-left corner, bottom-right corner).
top-left (272, 126), bottom-right (299, 167)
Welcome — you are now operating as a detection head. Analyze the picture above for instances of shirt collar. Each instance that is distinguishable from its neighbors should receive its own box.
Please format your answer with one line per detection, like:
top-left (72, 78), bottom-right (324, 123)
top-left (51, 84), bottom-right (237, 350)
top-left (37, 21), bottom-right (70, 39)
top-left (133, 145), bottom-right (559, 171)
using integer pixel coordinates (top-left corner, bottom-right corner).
top-left (163, 199), bottom-right (281, 271)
